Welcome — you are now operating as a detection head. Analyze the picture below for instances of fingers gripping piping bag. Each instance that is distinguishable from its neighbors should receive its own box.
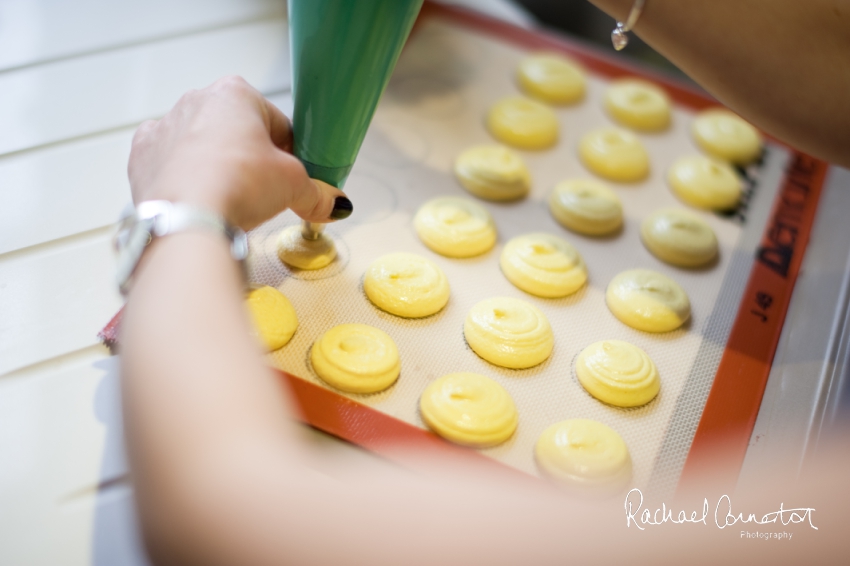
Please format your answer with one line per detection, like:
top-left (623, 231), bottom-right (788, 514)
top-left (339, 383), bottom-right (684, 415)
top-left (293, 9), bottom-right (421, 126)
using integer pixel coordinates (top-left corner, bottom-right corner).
top-left (289, 0), bottom-right (424, 241)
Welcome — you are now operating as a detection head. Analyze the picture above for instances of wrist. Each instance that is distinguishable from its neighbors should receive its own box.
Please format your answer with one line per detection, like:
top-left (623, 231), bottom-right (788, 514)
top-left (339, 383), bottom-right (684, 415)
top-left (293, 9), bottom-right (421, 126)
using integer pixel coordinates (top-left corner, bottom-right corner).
top-left (115, 200), bottom-right (248, 296)
top-left (139, 185), bottom-right (233, 225)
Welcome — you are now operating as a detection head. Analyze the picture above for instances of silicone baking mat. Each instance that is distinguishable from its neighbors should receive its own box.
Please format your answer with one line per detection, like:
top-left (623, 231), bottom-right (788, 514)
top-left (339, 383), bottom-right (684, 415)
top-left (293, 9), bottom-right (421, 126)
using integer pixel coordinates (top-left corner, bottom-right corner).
top-left (99, 2), bottom-right (827, 495)
top-left (244, 4), bottom-right (828, 495)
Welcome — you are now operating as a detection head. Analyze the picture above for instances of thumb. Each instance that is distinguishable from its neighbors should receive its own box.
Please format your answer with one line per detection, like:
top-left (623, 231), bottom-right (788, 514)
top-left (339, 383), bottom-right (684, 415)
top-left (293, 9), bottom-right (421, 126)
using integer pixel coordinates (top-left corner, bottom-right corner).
top-left (278, 155), bottom-right (353, 223)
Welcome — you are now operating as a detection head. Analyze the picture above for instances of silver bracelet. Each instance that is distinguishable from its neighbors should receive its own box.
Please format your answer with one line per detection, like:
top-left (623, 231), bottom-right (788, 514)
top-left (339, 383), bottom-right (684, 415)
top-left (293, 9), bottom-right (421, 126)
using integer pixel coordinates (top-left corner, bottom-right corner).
top-left (113, 200), bottom-right (248, 295)
top-left (611, 0), bottom-right (646, 51)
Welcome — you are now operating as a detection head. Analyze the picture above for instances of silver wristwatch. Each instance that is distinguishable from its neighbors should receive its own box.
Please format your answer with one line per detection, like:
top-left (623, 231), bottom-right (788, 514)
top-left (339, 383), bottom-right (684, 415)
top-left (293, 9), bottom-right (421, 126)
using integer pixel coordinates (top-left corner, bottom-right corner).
top-left (114, 200), bottom-right (249, 295)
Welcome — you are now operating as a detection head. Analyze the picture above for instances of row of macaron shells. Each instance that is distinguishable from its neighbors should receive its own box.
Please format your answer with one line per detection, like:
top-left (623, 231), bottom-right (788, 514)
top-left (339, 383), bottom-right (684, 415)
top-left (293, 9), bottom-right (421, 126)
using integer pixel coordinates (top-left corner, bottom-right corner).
top-left (463, 52), bottom-right (763, 269)
top-left (389, 53), bottom-right (762, 490)
top-left (247, 54), bottom-right (765, 493)
top-left (246, 279), bottom-right (640, 495)
top-left (273, 225), bottom-right (668, 494)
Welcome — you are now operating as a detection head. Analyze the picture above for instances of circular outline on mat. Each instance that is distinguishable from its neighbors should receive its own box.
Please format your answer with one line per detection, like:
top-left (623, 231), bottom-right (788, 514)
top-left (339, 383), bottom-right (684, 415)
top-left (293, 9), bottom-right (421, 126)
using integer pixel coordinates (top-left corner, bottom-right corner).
top-left (343, 172), bottom-right (400, 225)
top-left (359, 119), bottom-right (431, 170)
top-left (260, 225), bottom-right (352, 281)
top-left (385, 75), bottom-right (469, 119)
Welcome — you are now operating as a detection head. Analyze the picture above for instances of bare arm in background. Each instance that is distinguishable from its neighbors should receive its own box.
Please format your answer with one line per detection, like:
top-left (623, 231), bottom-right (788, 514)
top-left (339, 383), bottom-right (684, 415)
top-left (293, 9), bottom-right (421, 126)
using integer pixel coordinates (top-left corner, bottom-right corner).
top-left (589, 0), bottom-right (850, 168)
top-left (122, 77), bottom-right (848, 566)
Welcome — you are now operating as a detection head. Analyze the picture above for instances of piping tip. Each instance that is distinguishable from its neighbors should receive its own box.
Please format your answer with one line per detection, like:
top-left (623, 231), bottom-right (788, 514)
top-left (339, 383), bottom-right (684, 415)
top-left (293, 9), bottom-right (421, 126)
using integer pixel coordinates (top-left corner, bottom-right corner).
top-left (300, 220), bottom-right (325, 240)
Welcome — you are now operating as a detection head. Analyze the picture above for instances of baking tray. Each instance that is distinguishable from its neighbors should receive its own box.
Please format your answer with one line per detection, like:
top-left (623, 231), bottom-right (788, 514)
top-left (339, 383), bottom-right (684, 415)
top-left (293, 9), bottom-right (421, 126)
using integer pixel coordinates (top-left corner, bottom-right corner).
top-left (100, 2), bottom-right (829, 495)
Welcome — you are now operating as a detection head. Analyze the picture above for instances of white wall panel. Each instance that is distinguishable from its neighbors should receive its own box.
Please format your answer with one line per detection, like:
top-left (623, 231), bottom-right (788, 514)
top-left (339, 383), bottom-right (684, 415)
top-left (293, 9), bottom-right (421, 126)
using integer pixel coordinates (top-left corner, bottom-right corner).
top-left (0, 129), bottom-right (134, 255)
top-left (0, 353), bottom-right (117, 566)
top-left (0, 235), bottom-right (122, 375)
top-left (0, 92), bottom-right (293, 259)
top-left (0, 19), bottom-right (290, 157)
top-left (0, 0), bottom-right (285, 71)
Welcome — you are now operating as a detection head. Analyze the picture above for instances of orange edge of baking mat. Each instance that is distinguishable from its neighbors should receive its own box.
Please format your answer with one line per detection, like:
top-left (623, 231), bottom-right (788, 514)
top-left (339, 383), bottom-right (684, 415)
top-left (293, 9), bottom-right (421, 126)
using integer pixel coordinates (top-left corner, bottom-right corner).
top-left (277, 368), bottom-right (539, 485)
top-left (677, 155), bottom-right (829, 491)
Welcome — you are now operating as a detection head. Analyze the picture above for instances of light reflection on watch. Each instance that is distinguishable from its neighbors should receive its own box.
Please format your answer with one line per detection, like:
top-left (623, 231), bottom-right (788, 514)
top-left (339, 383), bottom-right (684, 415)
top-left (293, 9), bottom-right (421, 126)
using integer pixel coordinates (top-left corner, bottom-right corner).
top-left (114, 200), bottom-right (248, 295)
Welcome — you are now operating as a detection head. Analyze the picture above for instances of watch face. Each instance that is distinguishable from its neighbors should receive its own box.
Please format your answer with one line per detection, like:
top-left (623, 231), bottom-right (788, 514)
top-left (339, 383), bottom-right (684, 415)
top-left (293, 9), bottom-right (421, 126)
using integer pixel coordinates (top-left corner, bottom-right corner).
top-left (231, 230), bottom-right (249, 261)
top-left (113, 200), bottom-right (246, 294)
top-left (115, 216), bottom-right (156, 295)
top-left (113, 214), bottom-right (135, 252)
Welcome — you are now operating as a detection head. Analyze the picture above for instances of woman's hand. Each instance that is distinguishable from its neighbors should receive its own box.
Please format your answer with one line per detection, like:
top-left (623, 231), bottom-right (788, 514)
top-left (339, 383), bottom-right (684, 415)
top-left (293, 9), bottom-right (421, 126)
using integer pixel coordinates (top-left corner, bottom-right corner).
top-left (128, 75), bottom-right (350, 230)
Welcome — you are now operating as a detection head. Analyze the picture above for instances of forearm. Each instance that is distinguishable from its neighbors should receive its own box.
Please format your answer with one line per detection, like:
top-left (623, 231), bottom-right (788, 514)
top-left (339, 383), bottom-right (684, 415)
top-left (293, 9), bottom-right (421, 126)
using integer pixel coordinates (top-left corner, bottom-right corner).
top-left (119, 217), bottom-right (844, 566)
top-left (112, 233), bottom-right (710, 565)
top-left (590, 0), bottom-right (850, 167)
top-left (120, 233), bottom-right (551, 563)
top-left (119, 232), bottom-right (567, 565)
top-left (121, 232), bottom-right (304, 561)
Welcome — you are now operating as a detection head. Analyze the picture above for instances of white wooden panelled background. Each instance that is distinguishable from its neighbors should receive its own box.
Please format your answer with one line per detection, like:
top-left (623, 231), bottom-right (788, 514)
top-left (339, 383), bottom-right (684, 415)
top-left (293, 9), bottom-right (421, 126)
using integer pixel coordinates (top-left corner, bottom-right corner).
top-left (0, 1), bottom-right (532, 564)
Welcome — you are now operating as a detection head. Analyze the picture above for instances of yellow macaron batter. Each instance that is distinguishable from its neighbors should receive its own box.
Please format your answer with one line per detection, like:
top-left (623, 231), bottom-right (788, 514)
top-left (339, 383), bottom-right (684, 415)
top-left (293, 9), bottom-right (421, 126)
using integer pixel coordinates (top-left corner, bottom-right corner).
top-left (606, 269), bottom-right (691, 333)
top-left (692, 108), bottom-right (762, 165)
top-left (579, 128), bottom-right (650, 182)
top-left (535, 419), bottom-right (632, 494)
top-left (454, 144), bottom-right (532, 201)
top-left (413, 196), bottom-right (497, 258)
top-left (464, 297), bottom-right (554, 369)
top-left (640, 208), bottom-right (718, 267)
top-left (548, 178), bottom-right (624, 236)
top-left (246, 286), bottom-right (299, 351)
top-left (576, 339), bottom-right (660, 407)
top-left (364, 252), bottom-right (450, 318)
top-left (668, 155), bottom-right (743, 211)
top-left (604, 78), bottom-right (672, 132)
top-left (420, 372), bottom-right (518, 447)
top-left (310, 323), bottom-right (401, 394)
top-left (516, 52), bottom-right (586, 105)
top-left (487, 95), bottom-right (559, 150)
top-left (277, 225), bottom-right (337, 270)
top-left (500, 233), bottom-right (588, 298)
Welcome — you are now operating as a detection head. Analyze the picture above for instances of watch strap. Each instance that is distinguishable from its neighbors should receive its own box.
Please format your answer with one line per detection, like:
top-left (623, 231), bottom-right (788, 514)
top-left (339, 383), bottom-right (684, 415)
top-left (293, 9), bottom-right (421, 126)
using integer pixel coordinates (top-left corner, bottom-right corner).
top-left (115, 200), bottom-right (248, 295)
